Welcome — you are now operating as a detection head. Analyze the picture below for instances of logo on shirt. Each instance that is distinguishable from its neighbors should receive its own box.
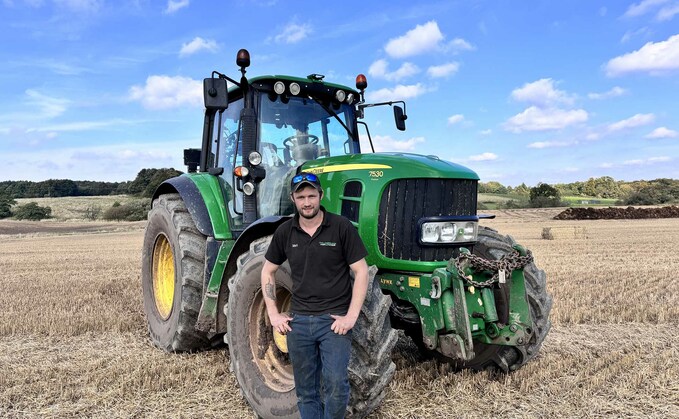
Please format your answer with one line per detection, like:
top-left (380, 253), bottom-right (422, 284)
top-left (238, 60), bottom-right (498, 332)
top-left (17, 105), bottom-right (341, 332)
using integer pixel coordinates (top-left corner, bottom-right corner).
top-left (319, 241), bottom-right (336, 247)
top-left (292, 244), bottom-right (299, 248)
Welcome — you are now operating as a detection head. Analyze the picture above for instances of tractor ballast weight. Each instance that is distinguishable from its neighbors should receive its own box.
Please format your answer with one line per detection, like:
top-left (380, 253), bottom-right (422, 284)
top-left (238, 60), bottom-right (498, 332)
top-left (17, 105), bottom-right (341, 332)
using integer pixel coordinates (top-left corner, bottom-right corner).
top-left (141, 49), bottom-right (552, 418)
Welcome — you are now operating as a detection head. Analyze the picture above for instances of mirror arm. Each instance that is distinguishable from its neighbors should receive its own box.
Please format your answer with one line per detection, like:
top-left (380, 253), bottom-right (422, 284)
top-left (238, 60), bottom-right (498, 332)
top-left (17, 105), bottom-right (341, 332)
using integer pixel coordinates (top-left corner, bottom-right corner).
top-left (211, 71), bottom-right (241, 88)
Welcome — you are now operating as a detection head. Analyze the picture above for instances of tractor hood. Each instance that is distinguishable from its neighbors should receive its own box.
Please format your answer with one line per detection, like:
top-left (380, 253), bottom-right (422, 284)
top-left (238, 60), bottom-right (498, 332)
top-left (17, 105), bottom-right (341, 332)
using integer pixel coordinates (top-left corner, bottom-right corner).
top-left (302, 152), bottom-right (479, 181)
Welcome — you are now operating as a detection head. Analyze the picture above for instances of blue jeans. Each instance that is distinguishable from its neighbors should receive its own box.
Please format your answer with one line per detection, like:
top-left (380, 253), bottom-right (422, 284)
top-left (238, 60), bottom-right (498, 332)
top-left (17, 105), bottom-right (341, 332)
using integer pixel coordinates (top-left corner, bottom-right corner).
top-left (287, 313), bottom-right (352, 419)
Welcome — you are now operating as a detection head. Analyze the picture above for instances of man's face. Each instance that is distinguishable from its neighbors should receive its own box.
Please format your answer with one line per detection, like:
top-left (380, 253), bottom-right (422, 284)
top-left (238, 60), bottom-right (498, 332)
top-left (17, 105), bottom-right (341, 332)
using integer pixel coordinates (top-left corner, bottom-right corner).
top-left (291, 185), bottom-right (322, 220)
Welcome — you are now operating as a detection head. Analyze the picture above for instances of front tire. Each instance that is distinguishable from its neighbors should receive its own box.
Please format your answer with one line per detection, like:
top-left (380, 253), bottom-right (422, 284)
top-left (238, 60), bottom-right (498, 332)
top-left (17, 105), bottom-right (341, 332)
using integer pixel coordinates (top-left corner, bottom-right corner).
top-left (141, 193), bottom-right (210, 352)
top-left (452, 226), bottom-right (553, 371)
top-left (227, 236), bottom-right (397, 419)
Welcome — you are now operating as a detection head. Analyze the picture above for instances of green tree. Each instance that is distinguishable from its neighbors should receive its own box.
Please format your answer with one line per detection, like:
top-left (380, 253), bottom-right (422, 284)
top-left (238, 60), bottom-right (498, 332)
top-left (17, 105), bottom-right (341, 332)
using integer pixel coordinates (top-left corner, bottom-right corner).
top-left (530, 183), bottom-right (563, 208)
top-left (13, 202), bottom-right (52, 220)
top-left (127, 168), bottom-right (182, 197)
top-left (0, 195), bottom-right (16, 218)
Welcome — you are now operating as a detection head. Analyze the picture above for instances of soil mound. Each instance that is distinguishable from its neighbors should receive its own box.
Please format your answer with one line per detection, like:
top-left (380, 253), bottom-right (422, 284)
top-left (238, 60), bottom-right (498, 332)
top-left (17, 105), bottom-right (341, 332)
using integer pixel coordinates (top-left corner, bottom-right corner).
top-left (554, 206), bottom-right (679, 220)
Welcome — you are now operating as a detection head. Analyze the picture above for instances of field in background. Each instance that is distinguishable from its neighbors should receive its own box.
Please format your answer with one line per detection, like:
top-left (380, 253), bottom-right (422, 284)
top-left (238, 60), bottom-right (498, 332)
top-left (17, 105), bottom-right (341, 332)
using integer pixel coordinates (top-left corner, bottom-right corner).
top-left (1, 209), bottom-right (678, 417)
top-left (14, 195), bottom-right (144, 221)
top-left (561, 195), bottom-right (619, 207)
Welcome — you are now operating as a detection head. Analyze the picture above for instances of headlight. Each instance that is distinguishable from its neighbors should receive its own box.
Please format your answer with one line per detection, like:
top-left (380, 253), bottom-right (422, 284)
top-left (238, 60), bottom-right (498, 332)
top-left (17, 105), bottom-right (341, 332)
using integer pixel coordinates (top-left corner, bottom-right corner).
top-left (420, 221), bottom-right (478, 244)
top-left (248, 151), bottom-right (262, 166)
top-left (289, 82), bottom-right (301, 95)
top-left (335, 89), bottom-right (346, 102)
top-left (243, 182), bottom-right (255, 196)
top-left (273, 81), bottom-right (285, 95)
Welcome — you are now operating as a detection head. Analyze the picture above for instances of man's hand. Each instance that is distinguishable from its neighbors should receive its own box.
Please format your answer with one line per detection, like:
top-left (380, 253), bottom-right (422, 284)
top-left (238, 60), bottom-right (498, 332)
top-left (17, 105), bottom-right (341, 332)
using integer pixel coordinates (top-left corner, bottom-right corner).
top-left (270, 312), bottom-right (293, 334)
top-left (330, 313), bottom-right (358, 335)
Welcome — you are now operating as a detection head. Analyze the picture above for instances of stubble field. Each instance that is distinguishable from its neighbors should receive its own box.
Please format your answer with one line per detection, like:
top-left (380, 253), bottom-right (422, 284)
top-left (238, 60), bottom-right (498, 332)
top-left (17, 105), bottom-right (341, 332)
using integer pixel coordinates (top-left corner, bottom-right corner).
top-left (1, 208), bottom-right (678, 418)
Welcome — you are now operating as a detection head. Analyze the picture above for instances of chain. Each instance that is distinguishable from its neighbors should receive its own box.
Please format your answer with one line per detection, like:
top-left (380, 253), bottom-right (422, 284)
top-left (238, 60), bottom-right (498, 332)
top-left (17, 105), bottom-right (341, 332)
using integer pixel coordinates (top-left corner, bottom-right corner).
top-left (454, 249), bottom-right (534, 288)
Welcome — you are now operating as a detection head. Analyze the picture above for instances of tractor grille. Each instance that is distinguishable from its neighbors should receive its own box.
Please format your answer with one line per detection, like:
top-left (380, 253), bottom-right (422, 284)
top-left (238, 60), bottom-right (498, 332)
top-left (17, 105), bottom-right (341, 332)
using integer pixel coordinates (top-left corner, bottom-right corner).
top-left (377, 178), bottom-right (477, 261)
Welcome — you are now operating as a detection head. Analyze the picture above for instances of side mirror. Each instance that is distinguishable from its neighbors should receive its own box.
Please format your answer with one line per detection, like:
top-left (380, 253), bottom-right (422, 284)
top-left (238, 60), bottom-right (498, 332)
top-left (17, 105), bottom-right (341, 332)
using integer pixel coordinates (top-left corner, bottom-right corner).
top-left (394, 105), bottom-right (407, 131)
top-left (203, 78), bottom-right (228, 110)
top-left (183, 148), bottom-right (201, 173)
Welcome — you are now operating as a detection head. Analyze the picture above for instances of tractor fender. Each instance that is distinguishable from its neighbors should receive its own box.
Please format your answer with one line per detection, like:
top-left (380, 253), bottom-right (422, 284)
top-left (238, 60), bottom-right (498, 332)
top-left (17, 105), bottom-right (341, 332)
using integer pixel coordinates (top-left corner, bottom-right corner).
top-left (153, 176), bottom-right (214, 237)
top-left (216, 215), bottom-right (291, 333)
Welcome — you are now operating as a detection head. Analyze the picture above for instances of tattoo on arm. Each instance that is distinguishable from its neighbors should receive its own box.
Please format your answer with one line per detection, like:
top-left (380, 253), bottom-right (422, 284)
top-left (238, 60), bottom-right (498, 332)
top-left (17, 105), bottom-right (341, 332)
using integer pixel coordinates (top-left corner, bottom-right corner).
top-left (265, 280), bottom-right (276, 301)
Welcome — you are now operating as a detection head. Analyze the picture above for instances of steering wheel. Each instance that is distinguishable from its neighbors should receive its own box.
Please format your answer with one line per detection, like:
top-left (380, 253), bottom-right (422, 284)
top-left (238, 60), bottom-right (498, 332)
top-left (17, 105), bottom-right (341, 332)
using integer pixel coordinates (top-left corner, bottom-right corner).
top-left (283, 134), bottom-right (319, 149)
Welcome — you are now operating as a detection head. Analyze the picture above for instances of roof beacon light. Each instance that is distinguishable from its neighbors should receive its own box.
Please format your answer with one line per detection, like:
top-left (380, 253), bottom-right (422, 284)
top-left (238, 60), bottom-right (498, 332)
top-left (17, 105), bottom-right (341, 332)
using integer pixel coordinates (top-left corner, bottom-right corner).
top-left (236, 49), bottom-right (250, 68)
top-left (355, 74), bottom-right (367, 91)
top-left (289, 82), bottom-right (301, 96)
top-left (273, 81), bottom-right (285, 95)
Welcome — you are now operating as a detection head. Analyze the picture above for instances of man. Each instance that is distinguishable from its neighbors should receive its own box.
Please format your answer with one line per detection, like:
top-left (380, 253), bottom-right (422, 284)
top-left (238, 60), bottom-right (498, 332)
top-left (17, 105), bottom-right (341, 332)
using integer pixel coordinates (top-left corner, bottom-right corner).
top-left (261, 172), bottom-right (369, 419)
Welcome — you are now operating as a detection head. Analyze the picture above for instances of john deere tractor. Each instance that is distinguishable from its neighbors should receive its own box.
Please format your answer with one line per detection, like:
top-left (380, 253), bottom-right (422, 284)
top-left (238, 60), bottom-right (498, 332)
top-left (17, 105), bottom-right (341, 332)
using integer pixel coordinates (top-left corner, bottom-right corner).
top-left (141, 49), bottom-right (552, 418)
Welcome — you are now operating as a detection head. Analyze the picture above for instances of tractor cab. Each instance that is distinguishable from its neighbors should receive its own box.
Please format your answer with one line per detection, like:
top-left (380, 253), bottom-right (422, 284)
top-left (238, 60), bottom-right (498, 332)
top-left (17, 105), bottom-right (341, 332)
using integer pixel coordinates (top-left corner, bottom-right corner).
top-left (189, 55), bottom-right (362, 231)
top-left (217, 75), bottom-right (361, 224)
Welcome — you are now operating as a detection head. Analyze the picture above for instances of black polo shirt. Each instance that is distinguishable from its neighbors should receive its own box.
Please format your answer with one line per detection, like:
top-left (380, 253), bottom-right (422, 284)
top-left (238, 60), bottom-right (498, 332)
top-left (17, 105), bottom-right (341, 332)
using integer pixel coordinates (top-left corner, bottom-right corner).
top-left (265, 207), bottom-right (368, 315)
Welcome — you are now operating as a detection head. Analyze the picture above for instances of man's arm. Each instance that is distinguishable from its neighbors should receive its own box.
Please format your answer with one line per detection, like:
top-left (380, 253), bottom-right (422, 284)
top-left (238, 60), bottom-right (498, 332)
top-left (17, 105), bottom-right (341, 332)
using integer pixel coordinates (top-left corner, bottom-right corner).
top-left (330, 258), bottom-right (369, 335)
top-left (261, 259), bottom-right (292, 333)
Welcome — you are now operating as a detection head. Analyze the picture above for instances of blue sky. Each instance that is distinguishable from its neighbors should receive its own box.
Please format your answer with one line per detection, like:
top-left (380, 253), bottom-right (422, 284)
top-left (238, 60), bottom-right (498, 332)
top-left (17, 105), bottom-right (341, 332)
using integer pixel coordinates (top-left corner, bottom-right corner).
top-left (1, 0), bottom-right (678, 186)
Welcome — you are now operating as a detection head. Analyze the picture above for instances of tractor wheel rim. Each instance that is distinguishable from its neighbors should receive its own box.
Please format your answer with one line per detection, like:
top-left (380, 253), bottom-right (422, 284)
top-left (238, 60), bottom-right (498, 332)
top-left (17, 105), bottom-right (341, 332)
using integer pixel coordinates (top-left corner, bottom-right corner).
top-left (152, 234), bottom-right (175, 320)
top-left (249, 287), bottom-right (294, 392)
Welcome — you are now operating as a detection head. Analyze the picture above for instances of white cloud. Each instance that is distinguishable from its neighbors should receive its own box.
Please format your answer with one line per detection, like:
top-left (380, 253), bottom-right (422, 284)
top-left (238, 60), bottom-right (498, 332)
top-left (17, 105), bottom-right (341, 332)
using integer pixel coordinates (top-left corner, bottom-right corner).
top-left (621, 27), bottom-right (651, 43)
top-left (504, 106), bottom-right (588, 133)
top-left (527, 141), bottom-right (572, 149)
top-left (511, 78), bottom-right (574, 106)
top-left (0, 141), bottom-right (187, 182)
top-left (179, 37), bottom-right (218, 57)
top-left (657, 3), bottom-right (679, 20)
top-left (588, 86), bottom-right (628, 100)
top-left (468, 152), bottom-right (497, 161)
top-left (624, 0), bottom-right (670, 17)
top-left (368, 59), bottom-right (420, 81)
top-left (385, 21), bottom-right (447, 58)
top-left (371, 135), bottom-right (425, 152)
top-left (445, 38), bottom-right (475, 53)
top-left (26, 119), bottom-right (144, 133)
top-left (427, 62), bottom-right (459, 78)
top-left (606, 34), bottom-right (679, 76)
top-left (366, 83), bottom-right (431, 102)
top-left (479, 129), bottom-right (492, 136)
top-left (25, 89), bottom-right (70, 119)
top-left (164, 0), bottom-right (189, 14)
top-left (623, 156), bottom-right (671, 165)
top-left (608, 113), bottom-right (655, 131)
top-left (447, 114), bottom-right (464, 125)
top-left (645, 126), bottom-right (678, 138)
top-left (53, 0), bottom-right (102, 13)
top-left (129, 75), bottom-right (202, 110)
top-left (274, 22), bottom-right (312, 44)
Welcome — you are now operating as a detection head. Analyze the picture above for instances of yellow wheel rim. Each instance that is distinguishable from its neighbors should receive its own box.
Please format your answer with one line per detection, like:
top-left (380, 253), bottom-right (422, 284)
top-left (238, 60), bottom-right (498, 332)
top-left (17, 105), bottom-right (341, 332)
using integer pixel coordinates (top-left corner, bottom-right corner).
top-left (152, 234), bottom-right (175, 320)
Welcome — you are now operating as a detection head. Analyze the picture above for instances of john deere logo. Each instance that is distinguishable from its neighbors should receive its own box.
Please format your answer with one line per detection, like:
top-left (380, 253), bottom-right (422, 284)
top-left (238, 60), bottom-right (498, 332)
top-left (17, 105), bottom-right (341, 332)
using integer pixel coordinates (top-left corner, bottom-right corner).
top-left (319, 242), bottom-right (336, 247)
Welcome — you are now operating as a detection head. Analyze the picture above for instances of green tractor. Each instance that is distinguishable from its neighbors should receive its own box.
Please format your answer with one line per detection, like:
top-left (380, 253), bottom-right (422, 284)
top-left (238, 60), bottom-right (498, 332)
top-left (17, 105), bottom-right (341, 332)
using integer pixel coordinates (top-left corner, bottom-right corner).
top-left (141, 49), bottom-right (552, 418)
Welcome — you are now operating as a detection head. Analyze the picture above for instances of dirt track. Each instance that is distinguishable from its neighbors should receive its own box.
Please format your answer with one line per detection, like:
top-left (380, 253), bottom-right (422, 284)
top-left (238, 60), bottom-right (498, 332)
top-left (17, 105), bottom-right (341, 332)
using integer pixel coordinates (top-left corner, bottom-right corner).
top-left (1, 213), bottom-right (678, 418)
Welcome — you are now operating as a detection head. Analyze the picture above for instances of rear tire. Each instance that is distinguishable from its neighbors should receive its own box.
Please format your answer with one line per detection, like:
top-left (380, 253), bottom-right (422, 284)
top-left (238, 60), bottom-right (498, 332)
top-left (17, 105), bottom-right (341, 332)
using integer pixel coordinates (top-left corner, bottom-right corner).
top-left (141, 193), bottom-right (210, 352)
top-left (227, 236), bottom-right (397, 419)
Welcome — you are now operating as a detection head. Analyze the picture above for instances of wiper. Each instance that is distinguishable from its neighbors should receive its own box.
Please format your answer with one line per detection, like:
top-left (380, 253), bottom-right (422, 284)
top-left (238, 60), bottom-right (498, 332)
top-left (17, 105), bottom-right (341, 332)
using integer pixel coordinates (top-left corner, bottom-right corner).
top-left (307, 94), bottom-right (355, 140)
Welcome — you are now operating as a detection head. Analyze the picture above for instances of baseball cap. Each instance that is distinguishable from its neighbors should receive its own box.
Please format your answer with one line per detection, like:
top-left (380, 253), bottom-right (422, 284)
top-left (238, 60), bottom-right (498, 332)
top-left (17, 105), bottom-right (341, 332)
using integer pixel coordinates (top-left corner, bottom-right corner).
top-left (291, 172), bottom-right (322, 193)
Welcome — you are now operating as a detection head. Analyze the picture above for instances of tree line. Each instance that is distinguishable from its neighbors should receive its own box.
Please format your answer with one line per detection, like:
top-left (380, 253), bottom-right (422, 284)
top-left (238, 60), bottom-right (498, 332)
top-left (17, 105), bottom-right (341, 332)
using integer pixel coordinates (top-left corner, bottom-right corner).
top-left (0, 168), bottom-right (182, 200)
top-left (479, 176), bottom-right (679, 206)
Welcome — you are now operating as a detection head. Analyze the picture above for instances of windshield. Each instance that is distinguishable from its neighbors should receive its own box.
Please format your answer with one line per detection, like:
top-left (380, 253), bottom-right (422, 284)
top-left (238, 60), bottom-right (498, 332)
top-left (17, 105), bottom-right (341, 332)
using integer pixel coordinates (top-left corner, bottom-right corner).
top-left (257, 93), bottom-right (358, 218)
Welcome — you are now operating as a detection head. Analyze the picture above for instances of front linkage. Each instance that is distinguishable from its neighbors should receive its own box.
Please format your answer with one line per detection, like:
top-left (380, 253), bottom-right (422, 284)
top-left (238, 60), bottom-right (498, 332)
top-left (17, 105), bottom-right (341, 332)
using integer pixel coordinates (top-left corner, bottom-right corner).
top-left (379, 245), bottom-right (535, 362)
